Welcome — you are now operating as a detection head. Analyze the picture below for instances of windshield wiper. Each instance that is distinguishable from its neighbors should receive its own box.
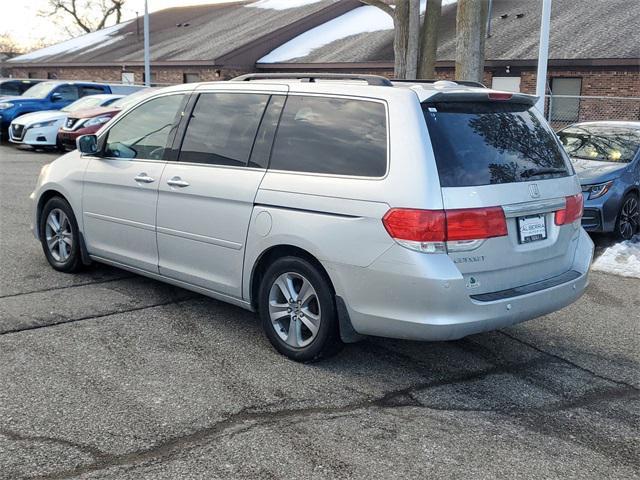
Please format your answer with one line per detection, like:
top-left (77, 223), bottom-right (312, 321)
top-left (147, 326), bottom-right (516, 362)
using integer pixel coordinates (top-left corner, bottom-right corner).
top-left (521, 167), bottom-right (567, 178)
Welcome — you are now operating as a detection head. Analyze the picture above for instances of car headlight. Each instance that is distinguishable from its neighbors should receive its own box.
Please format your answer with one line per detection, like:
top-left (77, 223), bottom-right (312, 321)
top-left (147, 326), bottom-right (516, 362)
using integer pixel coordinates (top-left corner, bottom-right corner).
top-left (32, 120), bottom-right (58, 128)
top-left (83, 116), bottom-right (112, 128)
top-left (583, 181), bottom-right (614, 200)
top-left (0, 102), bottom-right (13, 110)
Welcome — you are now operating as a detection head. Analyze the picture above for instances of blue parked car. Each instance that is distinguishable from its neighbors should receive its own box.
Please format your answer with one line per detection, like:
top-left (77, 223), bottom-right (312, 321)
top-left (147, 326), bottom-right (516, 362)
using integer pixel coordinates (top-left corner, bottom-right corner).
top-left (558, 121), bottom-right (640, 240)
top-left (0, 81), bottom-right (144, 133)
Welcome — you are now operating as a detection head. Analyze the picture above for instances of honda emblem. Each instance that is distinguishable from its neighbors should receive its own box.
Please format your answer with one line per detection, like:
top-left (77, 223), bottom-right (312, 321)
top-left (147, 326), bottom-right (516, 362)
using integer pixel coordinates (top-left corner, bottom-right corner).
top-left (528, 184), bottom-right (541, 199)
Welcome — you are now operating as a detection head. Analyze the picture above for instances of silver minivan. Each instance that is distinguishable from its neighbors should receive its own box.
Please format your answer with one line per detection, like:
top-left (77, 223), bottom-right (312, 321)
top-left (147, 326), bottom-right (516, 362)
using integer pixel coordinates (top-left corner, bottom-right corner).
top-left (31, 74), bottom-right (594, 361)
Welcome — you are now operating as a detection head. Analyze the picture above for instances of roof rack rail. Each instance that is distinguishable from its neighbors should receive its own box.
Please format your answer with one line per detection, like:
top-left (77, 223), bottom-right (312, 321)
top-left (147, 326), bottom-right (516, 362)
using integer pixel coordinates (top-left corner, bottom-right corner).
top-left (391, 79), bottom-right (487, 88)
top-left (232, 73), bottom-right (393, 87)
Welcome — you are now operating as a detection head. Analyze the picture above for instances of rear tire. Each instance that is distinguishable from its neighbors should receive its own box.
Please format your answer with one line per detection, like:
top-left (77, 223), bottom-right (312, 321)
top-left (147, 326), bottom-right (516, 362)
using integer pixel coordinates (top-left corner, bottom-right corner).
top-left (614, 193), bottom-right (639, 241)
top-left (39, 197), bottom-right (83, 273)
top-left (258, 256), bottom-right (342, 362)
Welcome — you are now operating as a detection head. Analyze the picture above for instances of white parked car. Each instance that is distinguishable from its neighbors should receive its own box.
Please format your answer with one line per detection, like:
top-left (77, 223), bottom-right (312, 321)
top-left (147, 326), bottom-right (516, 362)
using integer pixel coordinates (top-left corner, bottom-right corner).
top-left (9, 94), bottom-right (123, 149)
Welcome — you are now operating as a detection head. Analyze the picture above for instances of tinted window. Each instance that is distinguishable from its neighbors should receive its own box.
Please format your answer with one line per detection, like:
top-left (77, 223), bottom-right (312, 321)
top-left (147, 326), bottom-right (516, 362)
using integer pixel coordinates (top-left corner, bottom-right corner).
top-left (423, 102), bottom-right (570, 187)
top-left (0, 82), bottom-right (21, 96)
top-left (53, 85), bottom-right (79, 101)
top-left (270, 96), bottom-right (387, 177)
top-left (558, 125), bottom-right (640, 163)
top-left (105, 94), bottom-right (185, 160)
top-left (179, 93), bottom-right (269, 167)
top-left (81, 86), bottom-right (106, 97)
top-left (249, 95), bottom-right (285, 169)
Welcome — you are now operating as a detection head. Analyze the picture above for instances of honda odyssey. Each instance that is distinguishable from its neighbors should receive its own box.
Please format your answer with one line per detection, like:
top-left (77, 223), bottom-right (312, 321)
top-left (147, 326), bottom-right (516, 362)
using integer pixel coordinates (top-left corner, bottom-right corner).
top-left (30, 74), bottom-right (594, 362)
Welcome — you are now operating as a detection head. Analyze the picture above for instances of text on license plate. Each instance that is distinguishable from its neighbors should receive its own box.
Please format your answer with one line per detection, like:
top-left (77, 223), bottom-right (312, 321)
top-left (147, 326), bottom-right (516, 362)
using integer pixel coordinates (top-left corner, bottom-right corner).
top-left (518, 214), bottom-right (547, 243)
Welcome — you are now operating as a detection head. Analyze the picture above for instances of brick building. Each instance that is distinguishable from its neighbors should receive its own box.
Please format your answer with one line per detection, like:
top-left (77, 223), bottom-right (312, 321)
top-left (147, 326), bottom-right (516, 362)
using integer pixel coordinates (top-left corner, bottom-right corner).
top-left (6, 0), bottom-right (639, 124)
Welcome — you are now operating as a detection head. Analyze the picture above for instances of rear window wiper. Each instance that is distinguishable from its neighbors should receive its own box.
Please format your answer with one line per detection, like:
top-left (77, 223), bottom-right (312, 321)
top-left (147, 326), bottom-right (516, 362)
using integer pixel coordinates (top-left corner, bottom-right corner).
top-left (521, 167), bottom-right (567, 178)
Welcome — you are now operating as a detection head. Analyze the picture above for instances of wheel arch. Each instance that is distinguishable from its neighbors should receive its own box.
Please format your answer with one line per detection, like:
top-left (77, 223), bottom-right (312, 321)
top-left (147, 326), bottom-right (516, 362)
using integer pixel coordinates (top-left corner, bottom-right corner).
top-left (249, 244), bottom-right (334, 311)
top-left (36, 189), bottom-right (71, 239)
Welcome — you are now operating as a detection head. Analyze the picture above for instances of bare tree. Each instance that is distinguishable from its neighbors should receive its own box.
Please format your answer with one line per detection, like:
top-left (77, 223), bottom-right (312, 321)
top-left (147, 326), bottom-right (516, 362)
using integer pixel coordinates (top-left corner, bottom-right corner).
top-left (418, 0), bottom-right (442, 79)
top-left (455, 0), bottom-right (488, 83)
top-left (0, 33), bottom-right (24, 54)
top-left (359, 0), bottom-right (411, 79)
top-left (39, 0), bottom-right (126, 36)
top-left (406, 0), bottom-right (420, 79)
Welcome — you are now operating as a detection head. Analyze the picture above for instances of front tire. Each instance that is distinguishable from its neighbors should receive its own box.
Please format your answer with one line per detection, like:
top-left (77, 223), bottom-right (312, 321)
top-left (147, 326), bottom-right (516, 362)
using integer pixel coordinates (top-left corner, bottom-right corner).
top-left (258, 256), bottom-right (342, 362)
top-left (39, 197), bottom-right (83, 273)
top-left (615, 193), bottom-right (639, 241)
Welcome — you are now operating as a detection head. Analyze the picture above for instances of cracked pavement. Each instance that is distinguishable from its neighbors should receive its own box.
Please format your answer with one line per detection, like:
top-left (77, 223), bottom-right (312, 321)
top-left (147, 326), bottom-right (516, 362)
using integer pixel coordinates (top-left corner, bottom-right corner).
top-left (0, 143), bottom-right (638, 479)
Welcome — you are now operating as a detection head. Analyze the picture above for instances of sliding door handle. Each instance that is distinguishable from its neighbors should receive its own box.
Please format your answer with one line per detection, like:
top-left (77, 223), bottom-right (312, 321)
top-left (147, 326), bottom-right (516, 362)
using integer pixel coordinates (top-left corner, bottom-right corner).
top-left (134, 173), bottom-right (155, 184)
top-left (167, 176), bottom-right (190, 188)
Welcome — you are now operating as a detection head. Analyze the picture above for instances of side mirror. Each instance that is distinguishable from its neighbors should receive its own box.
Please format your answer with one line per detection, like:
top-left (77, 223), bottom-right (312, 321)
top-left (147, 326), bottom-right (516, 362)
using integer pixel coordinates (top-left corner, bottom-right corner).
top-left (51, 93), bottom-right (63, 102)
top-left (77, 134), bottom-right (98, 155)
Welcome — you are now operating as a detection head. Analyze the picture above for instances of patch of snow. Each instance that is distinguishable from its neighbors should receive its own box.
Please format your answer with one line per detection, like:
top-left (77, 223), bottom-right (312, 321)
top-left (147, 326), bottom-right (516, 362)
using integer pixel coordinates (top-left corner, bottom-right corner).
top-left (592, 235), bottom-right (640, 279)
top-left (259, 0), bottom-right (457, 63)
top-left (9, 21), bottom-right (132, 62)
top-left (259, 5), bottom-right (393, 63)
top-left (250, 0), bottom-right (325, 10)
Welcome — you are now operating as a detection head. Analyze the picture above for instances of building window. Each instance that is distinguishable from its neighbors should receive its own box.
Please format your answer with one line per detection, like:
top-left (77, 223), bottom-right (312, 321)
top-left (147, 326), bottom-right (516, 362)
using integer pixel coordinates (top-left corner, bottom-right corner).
top-left (183, 73), bottom-right (200, 84)
top-left (550, 78), bottom-right (582, 122)
top-left (27, 72), bottom-right (36, 79)
top-left (47, 72), bottom-right (58, 80)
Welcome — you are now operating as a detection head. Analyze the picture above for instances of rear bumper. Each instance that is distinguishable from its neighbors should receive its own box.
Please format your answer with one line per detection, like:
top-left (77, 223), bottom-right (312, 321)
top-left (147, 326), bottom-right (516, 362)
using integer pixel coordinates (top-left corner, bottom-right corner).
top-left (327, 228), bottom-right (594, 341)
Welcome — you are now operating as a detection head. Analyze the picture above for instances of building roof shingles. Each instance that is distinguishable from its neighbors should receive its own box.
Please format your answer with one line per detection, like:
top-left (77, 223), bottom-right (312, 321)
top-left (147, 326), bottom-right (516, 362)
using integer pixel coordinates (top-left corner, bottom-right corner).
top-left (265, 0), bottom-right (640, 64)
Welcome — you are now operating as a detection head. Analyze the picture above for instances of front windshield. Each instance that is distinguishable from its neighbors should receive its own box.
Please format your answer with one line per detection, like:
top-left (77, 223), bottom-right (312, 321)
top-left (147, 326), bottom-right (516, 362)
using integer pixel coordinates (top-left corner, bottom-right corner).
top-left (558, 125), bottom-right (640, 163)
top-left (61, 96), bottom-right (109, 113)
top-left (21, 82), bottom-right (58, 99)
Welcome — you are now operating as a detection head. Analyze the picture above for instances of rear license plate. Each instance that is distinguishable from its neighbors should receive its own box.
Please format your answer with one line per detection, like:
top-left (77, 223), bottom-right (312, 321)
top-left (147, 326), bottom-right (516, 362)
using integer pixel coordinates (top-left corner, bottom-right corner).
top-left (518, 214), bottom-right (547, 244)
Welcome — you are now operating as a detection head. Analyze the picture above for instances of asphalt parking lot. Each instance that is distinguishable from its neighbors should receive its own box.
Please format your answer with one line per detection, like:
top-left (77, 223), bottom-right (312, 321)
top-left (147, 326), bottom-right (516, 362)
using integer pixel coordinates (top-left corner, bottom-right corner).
top-left (0, 142), bottom-right (638, 480)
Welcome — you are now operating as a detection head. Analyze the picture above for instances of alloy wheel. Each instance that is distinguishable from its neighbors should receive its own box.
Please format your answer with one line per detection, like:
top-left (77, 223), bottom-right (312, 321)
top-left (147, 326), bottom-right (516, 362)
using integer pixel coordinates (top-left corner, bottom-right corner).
top-left (618, 196), bottom-right (639, 240)
top-left (45, 208), bottom-right (73, 262)
top-left (268, 272), bottom-right (321, 348)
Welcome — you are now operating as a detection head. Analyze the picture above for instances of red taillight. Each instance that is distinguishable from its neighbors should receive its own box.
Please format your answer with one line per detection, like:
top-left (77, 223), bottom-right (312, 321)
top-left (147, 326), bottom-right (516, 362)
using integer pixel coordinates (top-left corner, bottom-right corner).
top-left (382, 209), bottom-right (446, 242)
top-left (446, 207), bottom-right (508, 240)
top-left (555, 194), bottom-right (584, 225)
top-left (382, 207), bottom-right (507, 243)
top-left (488, 92), bottom-right (513, 101)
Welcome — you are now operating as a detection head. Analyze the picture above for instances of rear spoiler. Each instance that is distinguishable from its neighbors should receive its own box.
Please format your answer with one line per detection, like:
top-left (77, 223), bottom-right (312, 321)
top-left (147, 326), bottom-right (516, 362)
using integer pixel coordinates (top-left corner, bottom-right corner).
top-left (424, 90), bottom-right (538, 106)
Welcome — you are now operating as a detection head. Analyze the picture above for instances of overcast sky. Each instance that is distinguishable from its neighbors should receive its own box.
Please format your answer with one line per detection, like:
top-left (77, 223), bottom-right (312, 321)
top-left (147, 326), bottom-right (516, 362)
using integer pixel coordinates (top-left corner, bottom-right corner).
top-left (2, 0), bottom-right (234, 49)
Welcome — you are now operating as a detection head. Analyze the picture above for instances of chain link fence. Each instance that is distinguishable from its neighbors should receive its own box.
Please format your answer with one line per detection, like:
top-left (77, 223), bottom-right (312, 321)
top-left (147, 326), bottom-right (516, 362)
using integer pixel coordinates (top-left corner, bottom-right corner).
top-left (544, 95), bottom-right (640, 130)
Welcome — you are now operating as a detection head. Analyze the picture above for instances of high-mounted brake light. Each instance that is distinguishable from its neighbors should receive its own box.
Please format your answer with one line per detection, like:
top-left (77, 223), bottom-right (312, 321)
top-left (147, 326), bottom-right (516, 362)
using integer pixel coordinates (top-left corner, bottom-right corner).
top-left (382, 207), bottom-right (507, 253)
top-left (488, 92), bottom-right (513, 101)
top-left (555, 194), bottom-right (583, 225)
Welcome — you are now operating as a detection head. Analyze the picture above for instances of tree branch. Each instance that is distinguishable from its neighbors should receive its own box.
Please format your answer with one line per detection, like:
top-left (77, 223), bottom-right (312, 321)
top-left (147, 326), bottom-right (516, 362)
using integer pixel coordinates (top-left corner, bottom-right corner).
top-left (358, 0), bottom-right (395, 18)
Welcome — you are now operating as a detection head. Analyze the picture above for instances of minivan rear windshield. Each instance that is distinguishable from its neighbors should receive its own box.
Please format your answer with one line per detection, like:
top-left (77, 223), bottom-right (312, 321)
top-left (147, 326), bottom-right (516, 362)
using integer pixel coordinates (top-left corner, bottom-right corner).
top-left (423, 102), bottom-right (570, 187)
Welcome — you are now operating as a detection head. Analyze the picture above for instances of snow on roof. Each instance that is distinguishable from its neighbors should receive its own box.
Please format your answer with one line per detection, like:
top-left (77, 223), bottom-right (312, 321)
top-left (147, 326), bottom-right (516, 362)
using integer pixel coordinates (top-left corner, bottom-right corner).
top-left (250, 0), bottom-right (325, 9)
top-left (592, 235), bottom-right (640, 279)
top-left (259, 0), bottom-right (456, 63)
top-left (11, 21), bottom-right (133, 62)
top-left (259, 5), bottom-right (392, 63)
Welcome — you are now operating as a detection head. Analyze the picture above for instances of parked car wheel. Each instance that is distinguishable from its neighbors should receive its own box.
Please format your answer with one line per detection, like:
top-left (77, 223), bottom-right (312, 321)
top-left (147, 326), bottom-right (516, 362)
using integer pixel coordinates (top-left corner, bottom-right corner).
top-left (258, 256), bottom-right (342, 362)
top-left (615, 193), bottom-right (639, 241)
top-left (39, 197), bottom-right (83, 273)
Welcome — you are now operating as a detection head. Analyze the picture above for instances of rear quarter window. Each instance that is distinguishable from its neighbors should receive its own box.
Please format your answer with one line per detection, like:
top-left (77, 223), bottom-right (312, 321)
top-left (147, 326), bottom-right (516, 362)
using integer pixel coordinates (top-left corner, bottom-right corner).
top-left (270, 95), bottom-right (387, 177)
top-left (423, 102), bottom-right (570, 187)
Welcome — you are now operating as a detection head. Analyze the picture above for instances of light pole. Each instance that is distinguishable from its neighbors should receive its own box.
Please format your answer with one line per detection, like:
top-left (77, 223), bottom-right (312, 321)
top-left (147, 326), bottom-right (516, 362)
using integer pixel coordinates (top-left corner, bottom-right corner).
top-left (535, 0), bottom-right (552, 113)
top-left (144, 0), bottom-right (151, 86)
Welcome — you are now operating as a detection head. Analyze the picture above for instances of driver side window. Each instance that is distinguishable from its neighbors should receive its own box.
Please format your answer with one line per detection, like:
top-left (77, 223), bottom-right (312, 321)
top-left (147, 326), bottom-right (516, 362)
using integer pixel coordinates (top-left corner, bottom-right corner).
top-left (104, 94), bottom-right (185, 160)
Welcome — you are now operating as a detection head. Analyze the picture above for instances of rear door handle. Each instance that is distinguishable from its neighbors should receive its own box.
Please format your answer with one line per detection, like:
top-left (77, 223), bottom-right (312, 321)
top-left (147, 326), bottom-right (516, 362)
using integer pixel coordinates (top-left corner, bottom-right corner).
top-left (134, 173), bottom-right (155, 184)
top-left (167, 176), bottom-right (190, 188)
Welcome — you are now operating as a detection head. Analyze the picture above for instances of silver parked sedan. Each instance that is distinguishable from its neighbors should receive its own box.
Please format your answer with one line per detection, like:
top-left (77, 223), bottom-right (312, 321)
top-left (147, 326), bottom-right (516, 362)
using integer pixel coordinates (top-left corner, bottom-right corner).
top-left (30, 74), bottom-right (594, 362)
